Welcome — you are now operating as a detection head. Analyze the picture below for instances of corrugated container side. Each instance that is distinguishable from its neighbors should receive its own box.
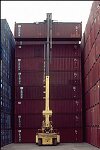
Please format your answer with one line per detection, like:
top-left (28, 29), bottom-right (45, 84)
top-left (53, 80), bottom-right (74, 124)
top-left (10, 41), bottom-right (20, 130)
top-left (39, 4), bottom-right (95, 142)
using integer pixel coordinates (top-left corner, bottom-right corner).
top-left (14, 128), bottom-right (82, 143)
top-left (14, 22), bottom-right (82, 40)
top-left (15, 45), bottom-right (44, 58)
top-left (14, 43), bottom-right (82, 143)
top-left (95, 33), bottom-right (100, 60)
top-left (1, 19), bottom-right (15, 147)
top-left (14, 99), bottom-right (82, 115)
top-left (82, 1), bottom-right (100, 148)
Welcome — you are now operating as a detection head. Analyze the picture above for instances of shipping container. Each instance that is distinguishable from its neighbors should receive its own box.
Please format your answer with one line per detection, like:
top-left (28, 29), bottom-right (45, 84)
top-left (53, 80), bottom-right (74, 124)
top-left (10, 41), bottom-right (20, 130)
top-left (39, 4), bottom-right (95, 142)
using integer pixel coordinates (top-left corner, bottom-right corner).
top-left (14, 41), bottom-right (82, 143)
top-left (14, 99), bottom-right (82, 115)
top-left (14, 114), bottom-right (43, 128)
top-left (95, 32), bottom-right (100, 60)
top-left (15, 71), bottom-right (81, 86)
top-left (15, 58), bottom-right (44, 72)
top-left (15, 45), bottom-right (44, 58)
top-left (14, 128), bottom-right (82, 143)
top-left (14, 22), bottom-right (82, 40)
top-left (14, 12), bottom-right (83, 144)
top-left (14, 100), bottom-right (44, 114)
top-left (15, 71), bottom-right (44, 86)
top-left (81, 1), bottom-right (100, 148)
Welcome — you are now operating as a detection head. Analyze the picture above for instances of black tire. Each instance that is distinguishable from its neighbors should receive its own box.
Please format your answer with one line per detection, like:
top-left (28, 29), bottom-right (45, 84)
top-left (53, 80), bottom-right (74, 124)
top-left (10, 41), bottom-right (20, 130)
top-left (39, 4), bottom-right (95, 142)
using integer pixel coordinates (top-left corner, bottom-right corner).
top-left (53, 138), bottom-right (57, 146)
top-left (38, 138), bottom-right (42, 146)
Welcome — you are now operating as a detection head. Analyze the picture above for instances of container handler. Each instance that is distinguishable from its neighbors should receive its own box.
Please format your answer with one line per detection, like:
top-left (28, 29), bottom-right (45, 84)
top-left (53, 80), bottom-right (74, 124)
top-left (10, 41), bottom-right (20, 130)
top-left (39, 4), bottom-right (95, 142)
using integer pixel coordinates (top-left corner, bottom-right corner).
top-left (36, 13), bottom-right (60, 146)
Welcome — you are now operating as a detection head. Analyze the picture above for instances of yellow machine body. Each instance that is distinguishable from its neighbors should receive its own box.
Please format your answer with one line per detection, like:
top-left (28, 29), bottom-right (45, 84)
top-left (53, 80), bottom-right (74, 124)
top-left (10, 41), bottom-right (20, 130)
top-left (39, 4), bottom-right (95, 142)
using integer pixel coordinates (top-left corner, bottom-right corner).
top-left (36, 76), bottom-right (60, 145)
top-left (36, 132), bottom-right (60, 145)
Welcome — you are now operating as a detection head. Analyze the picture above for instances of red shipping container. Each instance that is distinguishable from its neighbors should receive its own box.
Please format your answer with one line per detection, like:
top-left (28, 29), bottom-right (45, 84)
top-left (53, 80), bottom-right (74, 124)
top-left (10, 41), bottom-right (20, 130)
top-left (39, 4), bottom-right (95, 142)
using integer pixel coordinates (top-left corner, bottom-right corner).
top-left (50, 71), bottom-right (65, 85)
top-left (52, 44), bottom-right (81, 58)
top-left (15, 71), bottom-right (81, 86)
top-left (88, 42), bottom-right (96, 71)
top-left (98, 57), bottom-right (100, 80)
top-left (15, 71), bottom-right (44, 86)
top-left (14, 114), bottom-right (43, 128)
top-left (14, 22), bottom-right (82, 39)
top-left (91, 127), bottom-right (98, 147)
top-left (52, 44), bottom-right (67, 58)
top-left (53, 114), bottom-right (82, 128)
top-left (15, 58), bottom-right (44, 72)
top-left (50, 58), bottom-right (65, 71)
top-left (50, 100), bottom-right (82, 114)
top-left (86, 127), bottom-right (91, 143)
top-left (94, 12), bottom-right (100, 40)
top-left (93, 1), bottom-right (100, 19)
top-left (96, 104), bottom-right (100, 126)
top-left (90, 22), bottom-right (95, 50)
top-left (50, 71), bottom-right (81, 85)
top-left (85, 91), bottom-right (90, 109)
top-left (89, 81), bottom-right (100, 108)
top-left (90, 86), bottom-right (95, 108)
top-left (86, 109), bottom-right (92, 126)
top-left (95, 81), bottom-right (100, 105)
top-left (84, 34), bottom-right (91, 61)
top-left (71, 58), bottom-right (81, 71)
top-left (89, 61), bottom-right (99, 90)
top-left (15, 85), bottom-right (82, 100)
top-left (65, 85), bottom-right (82, 99)
top-left (92, 106), bottom-right (96, 126)
top-left (69, 85), bottom-right (82, 100)
top-left (14, 113), bottom-right (82, 129)
top-left (95, 33), bottom-right (100, 60)
top-left (57, 128), bottom-right (83, 143)
top-left (88, 5), bottom-right (94, 29)
top-left (84, 57), bottom-right (89, 77)
top-left (53, 23), bottom-right (82, 39)
top-left (14, 23), bottom-right (46, 39)
top-left (65, 58), bottom-right (81, 71)
top-left (50, 85), bottom-right (66, 100)
top-left (14, 100), bottom-right (44, 114)
top-left (93, 59), bottom-right (99, 86)
top-left (14, 99), bottom-right (82, 115)
top-left (84, 19), bottom-right (91, 44)
top-left (97, 127), bottom-right (100, 148)
top-left (84, 75), bottom-right (89, 93)
top-left (14, 128), bottom-right (83, 143)
top-left (15, 45), bottom-right (44, 58)
top-left (15, 86), bottom-right (44, 100)
top-left (14, 129), bottom-right (38, 143)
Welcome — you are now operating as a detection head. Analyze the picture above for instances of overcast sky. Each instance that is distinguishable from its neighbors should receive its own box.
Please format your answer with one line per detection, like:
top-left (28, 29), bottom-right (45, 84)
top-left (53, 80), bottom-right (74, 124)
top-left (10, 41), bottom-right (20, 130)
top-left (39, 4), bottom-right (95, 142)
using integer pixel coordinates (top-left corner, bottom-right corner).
top-left (1, 1), bottom-right (93, 35)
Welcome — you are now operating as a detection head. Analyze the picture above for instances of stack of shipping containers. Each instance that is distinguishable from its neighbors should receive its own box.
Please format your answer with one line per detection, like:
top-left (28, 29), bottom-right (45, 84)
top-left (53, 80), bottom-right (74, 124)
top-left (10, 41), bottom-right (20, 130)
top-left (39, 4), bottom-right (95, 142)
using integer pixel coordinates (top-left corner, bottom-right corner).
top-left (14, 21), bottom-right (83, 143)
top-left (1, 19), bottom-right (15, 147)
top-left (1, 1), bottom-right (100, 148)
top-left (81, 1), bottom-right (100, 148)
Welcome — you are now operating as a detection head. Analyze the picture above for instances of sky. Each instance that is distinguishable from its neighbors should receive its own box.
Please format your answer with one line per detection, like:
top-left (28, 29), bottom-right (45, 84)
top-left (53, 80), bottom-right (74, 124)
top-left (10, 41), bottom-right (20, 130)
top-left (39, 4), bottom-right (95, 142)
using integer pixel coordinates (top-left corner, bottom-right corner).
top-left (1, 1), bottom-right (93, 35)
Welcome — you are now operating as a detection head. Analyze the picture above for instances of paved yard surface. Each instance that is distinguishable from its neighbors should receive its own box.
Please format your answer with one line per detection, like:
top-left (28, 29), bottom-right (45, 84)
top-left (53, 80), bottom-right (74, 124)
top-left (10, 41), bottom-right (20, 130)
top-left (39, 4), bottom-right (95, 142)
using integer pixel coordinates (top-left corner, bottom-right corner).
top-left (1, 143), bottom-right (100, 150)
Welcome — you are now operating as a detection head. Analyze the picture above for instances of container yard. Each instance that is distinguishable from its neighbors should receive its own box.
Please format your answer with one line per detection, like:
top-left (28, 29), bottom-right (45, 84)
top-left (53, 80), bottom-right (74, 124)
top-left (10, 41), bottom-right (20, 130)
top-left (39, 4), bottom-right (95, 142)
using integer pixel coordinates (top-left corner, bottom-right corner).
top-left (1, 1), bottom-right (100, 150)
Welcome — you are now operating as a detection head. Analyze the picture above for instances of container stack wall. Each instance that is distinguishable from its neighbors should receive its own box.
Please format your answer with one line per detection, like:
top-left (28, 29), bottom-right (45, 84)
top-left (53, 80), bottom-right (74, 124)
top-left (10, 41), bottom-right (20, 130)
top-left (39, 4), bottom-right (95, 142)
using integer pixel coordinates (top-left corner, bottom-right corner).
top-left (81, 1), bottom-right (100, 148)
top-left (14, 22), bottom-right (83, 143)
top-left (1, 19), bottom-right (15, 147)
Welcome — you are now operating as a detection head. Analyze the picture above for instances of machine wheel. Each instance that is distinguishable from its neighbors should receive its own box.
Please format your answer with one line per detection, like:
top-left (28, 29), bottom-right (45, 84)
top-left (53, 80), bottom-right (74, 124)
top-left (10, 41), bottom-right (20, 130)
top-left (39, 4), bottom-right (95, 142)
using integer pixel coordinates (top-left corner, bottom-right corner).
top-left (38, 138), bottom-right (42, 146)
top-left (53, 138), bottom-right (57, 146)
